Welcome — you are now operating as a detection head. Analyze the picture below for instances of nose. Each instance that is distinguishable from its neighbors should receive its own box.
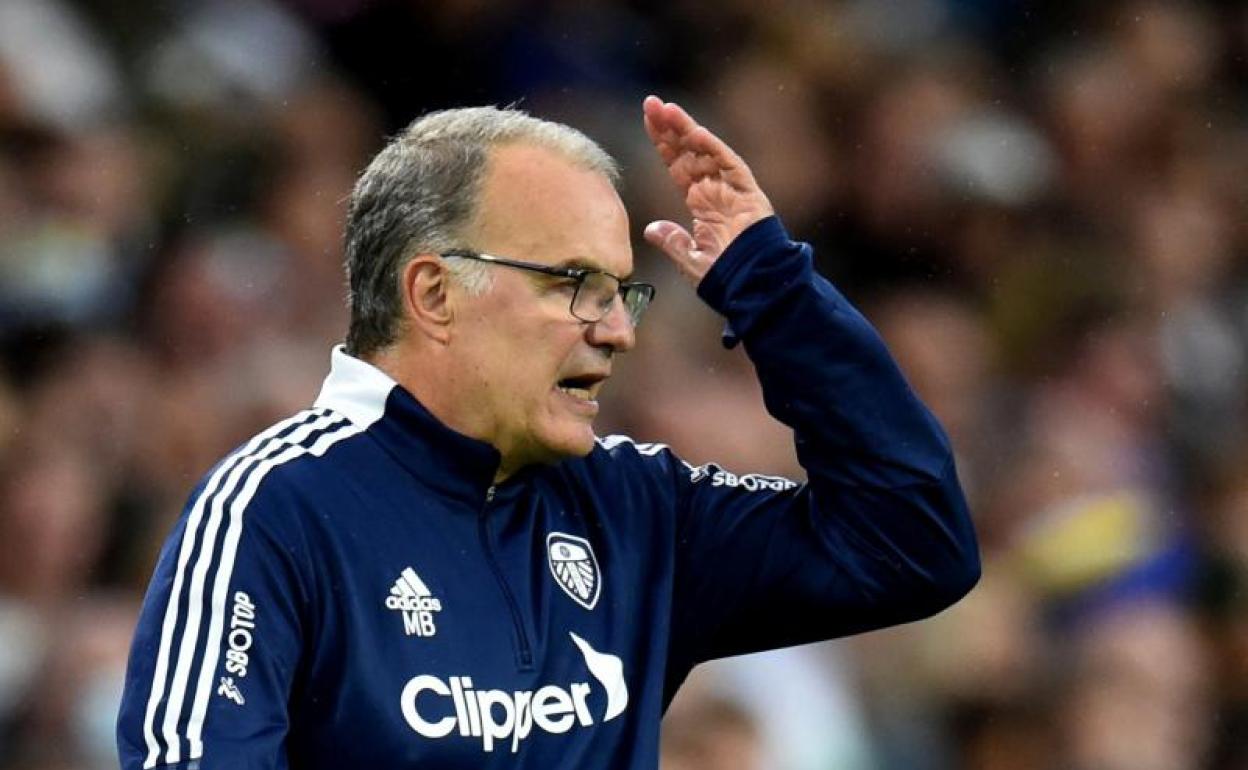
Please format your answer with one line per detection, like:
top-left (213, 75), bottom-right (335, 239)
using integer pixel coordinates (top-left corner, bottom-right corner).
top-left (586, 295), bottom-right (636, 353)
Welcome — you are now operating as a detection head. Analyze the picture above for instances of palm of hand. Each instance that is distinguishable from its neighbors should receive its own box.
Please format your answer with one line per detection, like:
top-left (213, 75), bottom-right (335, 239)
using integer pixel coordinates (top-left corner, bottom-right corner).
top-left (686, 178), bottom-right (759, 261)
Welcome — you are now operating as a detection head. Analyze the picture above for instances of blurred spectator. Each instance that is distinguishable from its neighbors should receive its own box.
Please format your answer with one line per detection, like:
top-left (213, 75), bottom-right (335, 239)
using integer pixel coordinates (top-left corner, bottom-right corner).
top-left (661, 688), bottom-right (764, 770)
top-left (1056, 598), bottom-right (1213, 770)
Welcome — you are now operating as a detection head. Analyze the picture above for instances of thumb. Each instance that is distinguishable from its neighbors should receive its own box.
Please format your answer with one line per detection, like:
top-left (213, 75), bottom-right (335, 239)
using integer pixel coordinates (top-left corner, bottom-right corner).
top-left (644, 220), bottom-right (709, 284)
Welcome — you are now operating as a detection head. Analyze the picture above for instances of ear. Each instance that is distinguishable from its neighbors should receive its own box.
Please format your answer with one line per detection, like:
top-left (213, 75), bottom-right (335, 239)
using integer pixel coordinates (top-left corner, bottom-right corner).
top-left (400, 254), bottom-right (454, 344)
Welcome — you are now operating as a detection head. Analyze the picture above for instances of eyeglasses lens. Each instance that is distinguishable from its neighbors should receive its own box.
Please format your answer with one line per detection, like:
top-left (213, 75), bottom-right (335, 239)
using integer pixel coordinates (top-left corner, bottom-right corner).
top-left (572, 273), bottom-right (652, 325)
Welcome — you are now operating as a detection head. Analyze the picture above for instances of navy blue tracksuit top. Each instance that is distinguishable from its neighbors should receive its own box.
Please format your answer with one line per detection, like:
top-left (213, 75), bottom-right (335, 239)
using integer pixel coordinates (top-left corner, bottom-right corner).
top-left (117, 217), bottom-right (980, 769)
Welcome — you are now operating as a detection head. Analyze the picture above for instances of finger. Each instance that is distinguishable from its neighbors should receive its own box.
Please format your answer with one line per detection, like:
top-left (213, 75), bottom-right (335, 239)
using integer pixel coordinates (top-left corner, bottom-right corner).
top-left (656, 102), bottom-right (745, 169)
top-left (643, 219), bottom-right (694, 261)
top-left (670, 151), bottom-right (721, 183)
top-left (642, 99), bottom-right (663, 147)
top-left (691, 217), bottom-right (725, 257)
top-left (642, 96), bottom-right (682, 147)
top-left (646, 98), bottom-right (756, 189)
top-left (645, 98), bottom-right (703, 152)
top-left (655, 100), bottom-right (700, 139)
top-left (682, 125), bottom-right (750, 181)
top-left (644, 220), bottom-right (706, 282)
top-left (644, 105), bottom-right (689, 170)
top-left (643, 111), bottom-right (679, 166)
top-left (642, 94), bottom-right (666, 134)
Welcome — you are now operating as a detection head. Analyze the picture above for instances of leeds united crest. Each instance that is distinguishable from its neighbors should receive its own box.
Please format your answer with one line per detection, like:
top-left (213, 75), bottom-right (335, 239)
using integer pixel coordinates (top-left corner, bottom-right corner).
top-left (547, 532), bottom-right (601, 610)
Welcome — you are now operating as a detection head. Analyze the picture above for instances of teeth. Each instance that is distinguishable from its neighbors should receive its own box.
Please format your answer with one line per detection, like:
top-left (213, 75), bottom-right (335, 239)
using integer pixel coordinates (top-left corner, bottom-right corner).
top-left (558, 386), bottom-right (593, 401)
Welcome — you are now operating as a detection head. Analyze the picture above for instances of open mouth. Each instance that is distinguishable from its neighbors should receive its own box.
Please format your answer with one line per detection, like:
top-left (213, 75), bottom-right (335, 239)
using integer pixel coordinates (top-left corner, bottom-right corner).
top-left (555, 373), bottom-right (606, 403)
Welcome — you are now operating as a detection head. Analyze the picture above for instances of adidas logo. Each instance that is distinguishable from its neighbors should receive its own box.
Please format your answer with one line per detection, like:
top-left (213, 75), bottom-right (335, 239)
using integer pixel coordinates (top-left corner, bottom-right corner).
top-left (385, 567), bottom-right (443, 637)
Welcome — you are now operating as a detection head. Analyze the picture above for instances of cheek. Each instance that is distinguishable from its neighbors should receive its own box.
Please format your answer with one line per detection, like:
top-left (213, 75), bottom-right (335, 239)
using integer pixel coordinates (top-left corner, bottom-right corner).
top-left (477, 333), bottom-right (553, 407)
top-left (463, 301), bottom-right (582, 397)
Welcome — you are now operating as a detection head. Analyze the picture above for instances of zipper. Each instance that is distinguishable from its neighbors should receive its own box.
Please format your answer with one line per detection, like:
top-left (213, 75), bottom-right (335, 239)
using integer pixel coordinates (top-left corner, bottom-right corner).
top-left (478, 484), bottom-right (534, 670)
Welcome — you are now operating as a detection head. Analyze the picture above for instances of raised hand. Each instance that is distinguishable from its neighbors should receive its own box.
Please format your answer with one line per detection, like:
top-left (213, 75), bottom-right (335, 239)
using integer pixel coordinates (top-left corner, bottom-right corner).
top-left (642, 95), bottom-right (774, 284)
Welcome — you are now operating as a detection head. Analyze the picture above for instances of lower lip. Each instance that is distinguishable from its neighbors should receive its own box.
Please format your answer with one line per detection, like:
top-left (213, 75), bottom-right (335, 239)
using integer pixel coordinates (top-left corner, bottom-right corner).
top-left (554, 387), bottom-right (599, 417)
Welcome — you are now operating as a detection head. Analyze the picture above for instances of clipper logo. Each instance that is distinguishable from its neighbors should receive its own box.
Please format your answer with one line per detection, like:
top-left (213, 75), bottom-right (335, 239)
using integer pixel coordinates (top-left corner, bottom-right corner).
top-left (547, 532), bottom-right (601, 610)
top-left (386, 567), bottom-right (443, 637)
top-left (400, 632), bottom-right (628, 753)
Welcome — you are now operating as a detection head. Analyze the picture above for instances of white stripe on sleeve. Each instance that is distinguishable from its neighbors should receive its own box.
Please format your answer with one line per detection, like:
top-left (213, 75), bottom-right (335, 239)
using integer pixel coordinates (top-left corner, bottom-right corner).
top-left (141, 409), bottom-right (324, 769)
top-left (184, 420), bottom-right (362, 761)
top-left (158, 412), bottom-right (346, 764)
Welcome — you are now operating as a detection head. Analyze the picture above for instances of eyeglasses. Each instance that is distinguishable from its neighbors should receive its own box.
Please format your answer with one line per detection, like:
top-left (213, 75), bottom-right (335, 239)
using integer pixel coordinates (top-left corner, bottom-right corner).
top-left (440, 250), bottom-right (656, 326)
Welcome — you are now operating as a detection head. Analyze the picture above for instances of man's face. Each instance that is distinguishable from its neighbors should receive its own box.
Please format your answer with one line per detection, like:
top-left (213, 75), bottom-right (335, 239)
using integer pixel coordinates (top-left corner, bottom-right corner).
top-left (451, 143), bottom-right (636, 474)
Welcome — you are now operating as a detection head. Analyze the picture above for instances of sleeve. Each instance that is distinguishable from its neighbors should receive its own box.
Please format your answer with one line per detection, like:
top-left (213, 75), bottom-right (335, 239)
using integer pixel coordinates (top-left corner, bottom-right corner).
top-left (117, 460), bottom-right (309, 770)
top-left (667, 216), bottom-right (980, 665)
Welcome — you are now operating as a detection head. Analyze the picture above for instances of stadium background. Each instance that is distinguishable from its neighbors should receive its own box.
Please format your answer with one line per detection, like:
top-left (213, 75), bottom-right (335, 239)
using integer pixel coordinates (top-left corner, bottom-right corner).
top-left (1, 0), bottom-right (1247, 767)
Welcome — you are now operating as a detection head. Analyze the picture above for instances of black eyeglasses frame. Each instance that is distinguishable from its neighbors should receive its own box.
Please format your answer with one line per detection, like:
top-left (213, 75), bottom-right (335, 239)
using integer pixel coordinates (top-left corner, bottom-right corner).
top-left (440, 249), bottom-right (656, 326)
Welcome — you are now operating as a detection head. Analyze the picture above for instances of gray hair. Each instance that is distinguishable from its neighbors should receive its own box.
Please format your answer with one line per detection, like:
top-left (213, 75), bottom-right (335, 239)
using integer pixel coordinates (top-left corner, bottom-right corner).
top-left (343, 106), bottom-right (621, 357)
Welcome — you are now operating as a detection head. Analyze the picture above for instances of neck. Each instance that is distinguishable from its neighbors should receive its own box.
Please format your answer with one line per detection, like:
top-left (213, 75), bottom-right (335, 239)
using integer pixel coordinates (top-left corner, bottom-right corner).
top-left (366, 343), bottom-right (524, 481)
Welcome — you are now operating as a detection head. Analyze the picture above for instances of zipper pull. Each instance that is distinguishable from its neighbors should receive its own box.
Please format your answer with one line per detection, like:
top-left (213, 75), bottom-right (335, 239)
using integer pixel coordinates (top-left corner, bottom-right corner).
top-left (485, 485), bottom-right (496, 504)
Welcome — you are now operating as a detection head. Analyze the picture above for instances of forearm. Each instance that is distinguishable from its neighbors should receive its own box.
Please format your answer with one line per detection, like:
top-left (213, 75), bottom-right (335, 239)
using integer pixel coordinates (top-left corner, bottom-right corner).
top-left (698, 217), bottom-right (952, 484)
top-left (696, 216), bottom-right (980, 613)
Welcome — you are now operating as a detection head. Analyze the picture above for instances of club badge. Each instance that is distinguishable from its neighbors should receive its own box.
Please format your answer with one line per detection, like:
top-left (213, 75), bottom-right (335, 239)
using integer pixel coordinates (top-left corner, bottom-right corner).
top-left (547, 532), bottom-right (601, 610)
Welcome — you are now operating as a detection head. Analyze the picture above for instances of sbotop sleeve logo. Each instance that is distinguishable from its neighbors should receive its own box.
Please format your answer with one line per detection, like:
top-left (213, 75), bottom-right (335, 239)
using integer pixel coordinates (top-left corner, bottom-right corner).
top-left (546, 532), bottom-right (601, 610)
top-left (217, 591), bottom-right (256, 705)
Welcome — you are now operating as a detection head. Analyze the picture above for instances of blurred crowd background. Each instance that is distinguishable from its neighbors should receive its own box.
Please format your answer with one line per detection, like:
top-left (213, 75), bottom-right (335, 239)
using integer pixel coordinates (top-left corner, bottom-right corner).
top-left (0, 0), bottom-right (1247, 768)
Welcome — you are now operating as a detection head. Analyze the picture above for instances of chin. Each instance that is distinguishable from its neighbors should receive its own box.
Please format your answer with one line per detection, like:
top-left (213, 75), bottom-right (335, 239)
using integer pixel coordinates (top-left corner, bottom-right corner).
top-left (537, 422), bottom-right (597, 461)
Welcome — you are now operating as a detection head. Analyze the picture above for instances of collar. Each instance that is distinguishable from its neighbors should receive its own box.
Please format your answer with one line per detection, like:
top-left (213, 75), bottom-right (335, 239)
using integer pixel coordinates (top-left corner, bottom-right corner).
top-left (314, 345), bottom-right (503, 505)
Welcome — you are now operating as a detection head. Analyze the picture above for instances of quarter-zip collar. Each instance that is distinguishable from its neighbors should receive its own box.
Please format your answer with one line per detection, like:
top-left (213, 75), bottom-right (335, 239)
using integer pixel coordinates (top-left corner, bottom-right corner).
top-left (314, 346), bottom-right (502, 505)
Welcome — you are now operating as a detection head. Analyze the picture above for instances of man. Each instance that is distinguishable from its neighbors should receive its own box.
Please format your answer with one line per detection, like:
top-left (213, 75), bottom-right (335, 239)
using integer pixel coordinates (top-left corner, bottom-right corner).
top-left (117, 96), bottom-right (979, 768)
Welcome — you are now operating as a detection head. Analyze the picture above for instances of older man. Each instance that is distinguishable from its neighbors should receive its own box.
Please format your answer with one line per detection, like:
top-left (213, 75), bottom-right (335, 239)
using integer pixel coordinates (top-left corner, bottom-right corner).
top-left (118, 96), bottom-right (979, 769)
